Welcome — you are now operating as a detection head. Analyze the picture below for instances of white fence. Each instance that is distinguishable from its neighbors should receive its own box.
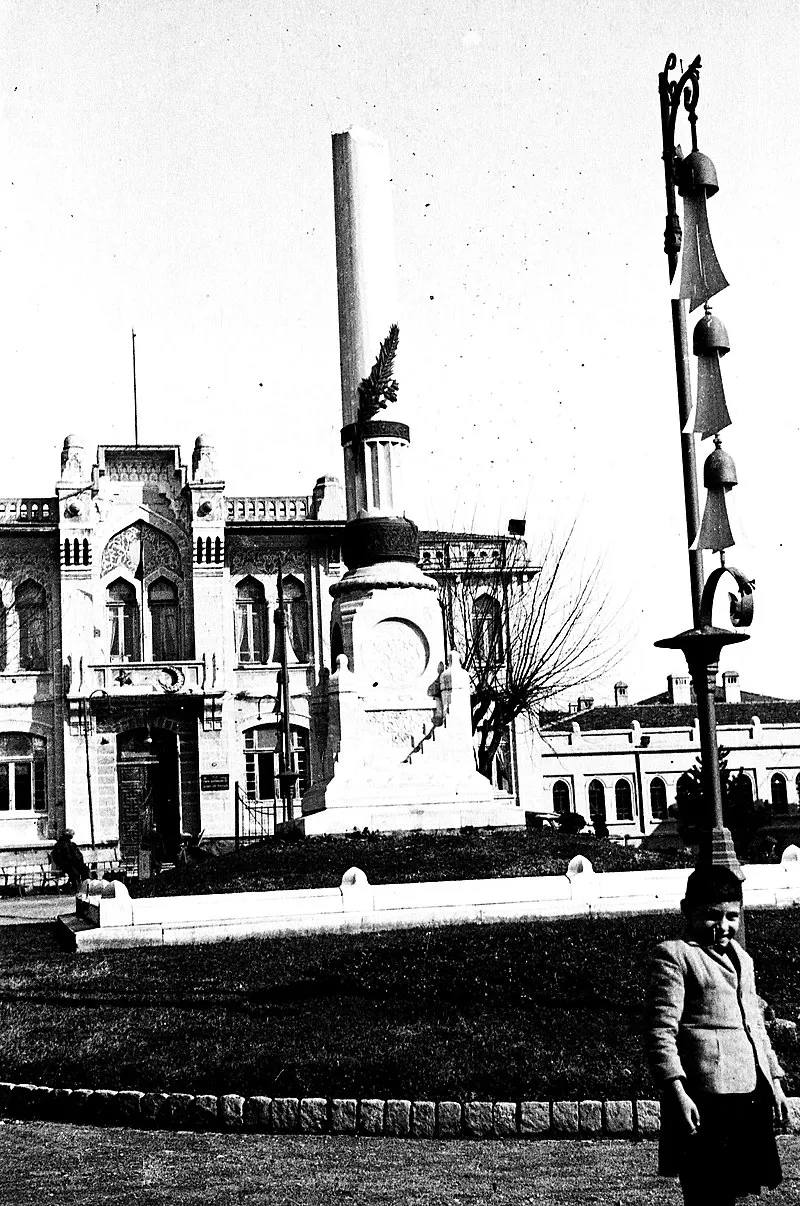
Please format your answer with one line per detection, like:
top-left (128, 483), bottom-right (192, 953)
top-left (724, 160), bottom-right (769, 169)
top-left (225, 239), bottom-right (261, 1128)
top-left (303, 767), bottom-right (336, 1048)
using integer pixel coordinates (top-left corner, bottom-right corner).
top-left (62, 847), bottom-right (800, 951)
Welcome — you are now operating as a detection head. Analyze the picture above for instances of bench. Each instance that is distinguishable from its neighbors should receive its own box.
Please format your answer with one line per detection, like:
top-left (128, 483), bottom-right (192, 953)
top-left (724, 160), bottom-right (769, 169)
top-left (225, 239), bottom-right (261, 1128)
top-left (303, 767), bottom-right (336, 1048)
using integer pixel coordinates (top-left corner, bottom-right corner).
top-left (0, 864), bottom-right (66, 896)
top-left (0, 859), bottom-right (122, 896)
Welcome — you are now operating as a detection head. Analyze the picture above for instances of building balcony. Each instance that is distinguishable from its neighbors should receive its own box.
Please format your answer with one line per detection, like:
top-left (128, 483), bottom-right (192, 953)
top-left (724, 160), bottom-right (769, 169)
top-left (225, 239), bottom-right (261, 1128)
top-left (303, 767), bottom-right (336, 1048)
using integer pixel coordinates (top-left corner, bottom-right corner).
top-left (0, 671), bottom-right (54, 704)
top-left (226, 496), bottom-right (312, 523)
top-left (80, 661), bottom-right (210, 698)
top-left (0, 499), bottom-right (57, 528)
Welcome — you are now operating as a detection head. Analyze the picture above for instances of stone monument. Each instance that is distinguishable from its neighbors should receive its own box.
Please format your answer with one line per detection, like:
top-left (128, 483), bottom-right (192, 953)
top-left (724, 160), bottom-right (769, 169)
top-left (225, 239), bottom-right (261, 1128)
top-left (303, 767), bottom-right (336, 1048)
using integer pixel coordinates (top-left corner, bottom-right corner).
top-left (299, 129), bottom-right (524, 833)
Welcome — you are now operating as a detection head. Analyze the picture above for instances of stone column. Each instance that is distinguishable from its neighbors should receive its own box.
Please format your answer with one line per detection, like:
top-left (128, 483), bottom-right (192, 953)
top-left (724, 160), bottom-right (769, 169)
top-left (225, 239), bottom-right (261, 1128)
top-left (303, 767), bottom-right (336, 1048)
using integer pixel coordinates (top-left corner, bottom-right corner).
top-left (332, 129), bottom-right (409, 521)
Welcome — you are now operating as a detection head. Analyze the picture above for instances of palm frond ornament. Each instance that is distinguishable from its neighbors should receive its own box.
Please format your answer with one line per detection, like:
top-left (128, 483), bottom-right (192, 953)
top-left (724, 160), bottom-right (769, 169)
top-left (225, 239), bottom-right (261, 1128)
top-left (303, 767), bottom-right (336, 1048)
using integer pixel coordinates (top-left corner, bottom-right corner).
top-left (357, 324), bottom-right (399, 421)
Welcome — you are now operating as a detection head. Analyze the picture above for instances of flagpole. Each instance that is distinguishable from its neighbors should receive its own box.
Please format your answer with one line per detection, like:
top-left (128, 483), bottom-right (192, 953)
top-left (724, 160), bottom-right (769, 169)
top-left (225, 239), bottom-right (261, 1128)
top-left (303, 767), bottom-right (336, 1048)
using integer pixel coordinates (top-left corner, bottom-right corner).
top-left (132, 329), bottom-right (139, 447)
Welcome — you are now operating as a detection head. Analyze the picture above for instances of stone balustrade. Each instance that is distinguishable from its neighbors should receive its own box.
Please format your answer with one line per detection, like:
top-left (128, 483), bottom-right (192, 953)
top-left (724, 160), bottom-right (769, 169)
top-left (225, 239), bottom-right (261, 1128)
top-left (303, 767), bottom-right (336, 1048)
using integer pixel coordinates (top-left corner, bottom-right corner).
top-left (226, 496), bottom-right (312, 523)
top-left (0, 498), bottom-right (57, 525)
top-left (85, 661), bottom-right (206, 696)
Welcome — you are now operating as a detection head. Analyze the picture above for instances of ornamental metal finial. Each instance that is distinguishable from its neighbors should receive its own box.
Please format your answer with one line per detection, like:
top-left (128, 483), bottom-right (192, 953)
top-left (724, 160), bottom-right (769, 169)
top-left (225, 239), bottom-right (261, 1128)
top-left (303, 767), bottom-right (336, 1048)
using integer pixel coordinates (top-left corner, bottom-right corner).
top-left (659, 54), bottom-right (702, 273)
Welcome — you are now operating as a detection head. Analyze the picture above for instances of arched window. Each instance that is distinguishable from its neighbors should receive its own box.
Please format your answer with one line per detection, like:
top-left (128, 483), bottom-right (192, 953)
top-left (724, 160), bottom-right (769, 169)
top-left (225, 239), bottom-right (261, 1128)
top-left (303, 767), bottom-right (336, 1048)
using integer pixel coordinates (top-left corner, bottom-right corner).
top-left (771, 773), bottom-right (788, 815)
top-left (107, 578), bottom-right (140, 662)
top-left (16, 580), bottom-right (48, 671)
top-left (676, 772), bottom-right (694, 804)
top-left (236, 578), bottom-right (267, 664)
top-left (0, 733), bottom-right (46, 813)
top-left (149, 577), bottom-right (180, 662)
top-left (244, 724), bottom-right (310, 801)
top-left (615, 779), bottom-right (633, 821)
top-left (473, 594), bottom-right (504, 664)
top-left (282, 576), bottom-right (309, 663)
top-left (650, 777), bottom-right (668, 821)
top-left (552, 780), bottom-right (570, 816)
top-left (730, 773), bottom-right (754, 805)
top-left (588, 779), bottom-right (606, 822)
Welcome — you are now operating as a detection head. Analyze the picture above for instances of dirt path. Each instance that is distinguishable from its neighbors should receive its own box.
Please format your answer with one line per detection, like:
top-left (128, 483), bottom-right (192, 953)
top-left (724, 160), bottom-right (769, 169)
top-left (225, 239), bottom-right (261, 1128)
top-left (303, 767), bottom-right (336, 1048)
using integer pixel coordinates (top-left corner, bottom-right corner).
top-left (1, 1123), bottom-right (799, 1205)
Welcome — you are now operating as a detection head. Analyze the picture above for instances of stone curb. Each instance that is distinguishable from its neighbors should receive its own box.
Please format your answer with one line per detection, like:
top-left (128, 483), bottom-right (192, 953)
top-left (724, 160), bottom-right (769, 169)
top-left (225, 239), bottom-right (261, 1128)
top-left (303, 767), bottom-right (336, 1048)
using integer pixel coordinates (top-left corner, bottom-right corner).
top-left (0, 1084), bottom-right (798, 1139)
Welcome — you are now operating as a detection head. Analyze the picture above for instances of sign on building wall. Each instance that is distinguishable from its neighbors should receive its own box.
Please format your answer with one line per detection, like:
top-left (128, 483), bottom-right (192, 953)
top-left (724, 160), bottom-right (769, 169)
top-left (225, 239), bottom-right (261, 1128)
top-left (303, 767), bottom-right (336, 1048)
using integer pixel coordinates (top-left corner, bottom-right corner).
top-left (200, 773), bottom-right (230, 792)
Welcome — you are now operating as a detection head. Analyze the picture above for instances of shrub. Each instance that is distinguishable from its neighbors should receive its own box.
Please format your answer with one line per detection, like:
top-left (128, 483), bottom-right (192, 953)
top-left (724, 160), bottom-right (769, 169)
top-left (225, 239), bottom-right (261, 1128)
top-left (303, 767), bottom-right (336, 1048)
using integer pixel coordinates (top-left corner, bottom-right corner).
top-left (670, 747), bottom-right (774, 858)
top-left (558, 812), bottom-right (587, 835)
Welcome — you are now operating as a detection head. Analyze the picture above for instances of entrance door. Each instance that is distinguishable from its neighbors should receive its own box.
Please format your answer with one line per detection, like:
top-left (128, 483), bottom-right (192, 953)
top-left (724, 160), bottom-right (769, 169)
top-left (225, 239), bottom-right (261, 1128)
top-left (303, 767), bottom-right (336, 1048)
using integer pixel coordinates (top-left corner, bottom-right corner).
top-left (117, 754), bottom-right (158, 862)
top-left (117, 728), bottom-right (180, 862)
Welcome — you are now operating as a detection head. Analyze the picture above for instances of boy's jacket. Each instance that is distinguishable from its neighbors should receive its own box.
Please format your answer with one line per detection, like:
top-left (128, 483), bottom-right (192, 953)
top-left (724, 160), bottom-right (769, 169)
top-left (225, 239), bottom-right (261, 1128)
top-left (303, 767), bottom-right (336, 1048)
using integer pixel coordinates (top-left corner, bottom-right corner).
top-left (645, 938), bottom-right (784, 1095)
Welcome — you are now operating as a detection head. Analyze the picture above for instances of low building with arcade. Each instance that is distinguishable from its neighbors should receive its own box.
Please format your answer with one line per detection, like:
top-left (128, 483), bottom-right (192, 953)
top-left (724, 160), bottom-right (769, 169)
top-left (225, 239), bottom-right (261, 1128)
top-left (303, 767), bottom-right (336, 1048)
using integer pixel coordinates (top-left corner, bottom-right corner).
top-left (538, 674), bottom-right (800, 843)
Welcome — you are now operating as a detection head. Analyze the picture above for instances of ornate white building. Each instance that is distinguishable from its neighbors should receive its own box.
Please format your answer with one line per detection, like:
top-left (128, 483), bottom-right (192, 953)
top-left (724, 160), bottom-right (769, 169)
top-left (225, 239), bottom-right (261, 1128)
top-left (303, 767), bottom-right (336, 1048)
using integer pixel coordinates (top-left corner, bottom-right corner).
top-left (0, 434), bottom-right (535, 873)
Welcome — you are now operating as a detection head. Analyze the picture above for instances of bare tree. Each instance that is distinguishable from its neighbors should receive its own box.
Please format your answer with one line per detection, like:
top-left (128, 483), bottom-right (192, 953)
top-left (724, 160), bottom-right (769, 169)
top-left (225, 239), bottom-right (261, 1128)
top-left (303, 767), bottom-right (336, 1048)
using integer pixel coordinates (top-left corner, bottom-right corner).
top-left (429, 524), bottom-right (626, 782)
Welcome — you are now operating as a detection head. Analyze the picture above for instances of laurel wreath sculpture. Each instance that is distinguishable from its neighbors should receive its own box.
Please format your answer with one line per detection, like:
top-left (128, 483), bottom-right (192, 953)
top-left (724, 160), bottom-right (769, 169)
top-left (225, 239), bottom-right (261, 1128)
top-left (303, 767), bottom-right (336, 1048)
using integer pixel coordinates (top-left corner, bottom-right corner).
top-left (357, 324), bottom-right (399, 421)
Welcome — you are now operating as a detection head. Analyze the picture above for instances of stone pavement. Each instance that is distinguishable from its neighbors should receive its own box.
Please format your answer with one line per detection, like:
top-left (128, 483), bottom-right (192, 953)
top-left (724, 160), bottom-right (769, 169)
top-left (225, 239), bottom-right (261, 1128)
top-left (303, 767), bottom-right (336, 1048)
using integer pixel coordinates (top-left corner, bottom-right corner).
top-left (0, 892), bottom-right (70, 926)
top-left (0, 1122), bottom-right (798, 1205)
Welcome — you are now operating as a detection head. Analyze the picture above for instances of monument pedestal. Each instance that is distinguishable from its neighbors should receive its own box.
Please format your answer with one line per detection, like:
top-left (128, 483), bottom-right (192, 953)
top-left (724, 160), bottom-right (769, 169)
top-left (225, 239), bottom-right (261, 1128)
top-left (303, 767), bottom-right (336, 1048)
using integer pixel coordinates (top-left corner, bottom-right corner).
top-left (297, 557), bottom-right (524, 834)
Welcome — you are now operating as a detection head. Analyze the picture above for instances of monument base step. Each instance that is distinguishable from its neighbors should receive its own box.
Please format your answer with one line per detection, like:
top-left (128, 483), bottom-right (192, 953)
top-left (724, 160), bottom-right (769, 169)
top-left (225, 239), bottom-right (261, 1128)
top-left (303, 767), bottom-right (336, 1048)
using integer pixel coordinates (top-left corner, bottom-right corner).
top-left (292, 798), bottom-right (525, 836)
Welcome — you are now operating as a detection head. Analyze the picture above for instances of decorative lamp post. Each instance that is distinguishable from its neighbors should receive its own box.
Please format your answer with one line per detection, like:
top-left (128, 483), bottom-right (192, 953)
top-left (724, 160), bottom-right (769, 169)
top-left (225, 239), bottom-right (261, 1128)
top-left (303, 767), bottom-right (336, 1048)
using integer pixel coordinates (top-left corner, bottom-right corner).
top-left (656, 54), bottom-right (756, 877)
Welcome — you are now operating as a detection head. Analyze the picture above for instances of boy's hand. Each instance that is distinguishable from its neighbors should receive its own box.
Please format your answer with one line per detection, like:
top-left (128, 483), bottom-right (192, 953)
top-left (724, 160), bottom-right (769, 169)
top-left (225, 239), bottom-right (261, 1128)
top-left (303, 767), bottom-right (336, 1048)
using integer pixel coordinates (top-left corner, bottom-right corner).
top-left (773, 1080), bottom-right (790, 1128)
top-left (667, 1079), bottom-right (701, 1133)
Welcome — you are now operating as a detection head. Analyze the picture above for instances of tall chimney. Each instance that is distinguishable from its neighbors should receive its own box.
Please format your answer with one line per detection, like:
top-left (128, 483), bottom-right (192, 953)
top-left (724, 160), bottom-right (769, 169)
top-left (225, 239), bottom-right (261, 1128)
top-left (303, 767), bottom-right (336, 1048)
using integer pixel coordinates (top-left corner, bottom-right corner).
top-left (668, 674), bottom-right (692, 705)
top-left (332, 129), bottom-right (410, 523)
top-left (614, 682), bottom-right (629, 707)
top-left (722, 670), bottom-right (741, 703)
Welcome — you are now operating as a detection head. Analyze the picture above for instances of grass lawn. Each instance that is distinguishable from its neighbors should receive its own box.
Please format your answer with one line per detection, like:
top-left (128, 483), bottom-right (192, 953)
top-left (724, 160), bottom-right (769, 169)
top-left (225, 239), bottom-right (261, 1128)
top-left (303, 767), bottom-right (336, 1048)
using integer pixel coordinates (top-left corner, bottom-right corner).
top-left (1, 906), bottom-right (798, 1102)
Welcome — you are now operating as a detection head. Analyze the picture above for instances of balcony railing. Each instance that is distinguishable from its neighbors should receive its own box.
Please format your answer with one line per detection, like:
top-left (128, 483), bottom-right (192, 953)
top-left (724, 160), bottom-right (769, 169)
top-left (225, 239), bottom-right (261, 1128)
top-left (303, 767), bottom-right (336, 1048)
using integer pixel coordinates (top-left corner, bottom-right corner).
top-left (84, 661), bottom-right (207, 696)
top-left (226, 496), bottom-right (312, 523)
top-left (0, 499), bottom-right (57, 525)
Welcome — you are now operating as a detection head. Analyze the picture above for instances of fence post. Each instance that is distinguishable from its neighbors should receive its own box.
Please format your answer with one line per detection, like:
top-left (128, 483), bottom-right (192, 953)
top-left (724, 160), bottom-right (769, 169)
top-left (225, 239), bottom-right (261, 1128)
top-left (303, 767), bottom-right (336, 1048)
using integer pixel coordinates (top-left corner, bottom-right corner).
top-left (234, 782), bottom-right (240, 852)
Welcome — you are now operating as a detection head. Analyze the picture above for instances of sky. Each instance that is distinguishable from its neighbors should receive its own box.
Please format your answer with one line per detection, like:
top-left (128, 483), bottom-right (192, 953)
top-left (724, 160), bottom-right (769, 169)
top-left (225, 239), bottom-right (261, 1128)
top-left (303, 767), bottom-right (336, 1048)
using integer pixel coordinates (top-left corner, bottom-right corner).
top-left (3, 0), bottom-right (799, 706)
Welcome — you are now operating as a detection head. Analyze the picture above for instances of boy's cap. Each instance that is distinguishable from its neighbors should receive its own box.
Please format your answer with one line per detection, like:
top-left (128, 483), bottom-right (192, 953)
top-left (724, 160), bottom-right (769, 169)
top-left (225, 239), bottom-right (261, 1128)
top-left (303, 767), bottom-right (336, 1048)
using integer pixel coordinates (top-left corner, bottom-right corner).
top-left (683, 865), bottom-right (743, 906)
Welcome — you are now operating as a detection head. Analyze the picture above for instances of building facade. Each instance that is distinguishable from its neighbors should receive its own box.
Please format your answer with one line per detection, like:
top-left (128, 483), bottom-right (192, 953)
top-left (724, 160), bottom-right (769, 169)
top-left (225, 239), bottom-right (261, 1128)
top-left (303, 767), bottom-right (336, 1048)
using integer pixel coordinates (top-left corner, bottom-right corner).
top-left (0, 435), bottom-right (535, 871)
top-left (539, 674), bottom-right (800, 841)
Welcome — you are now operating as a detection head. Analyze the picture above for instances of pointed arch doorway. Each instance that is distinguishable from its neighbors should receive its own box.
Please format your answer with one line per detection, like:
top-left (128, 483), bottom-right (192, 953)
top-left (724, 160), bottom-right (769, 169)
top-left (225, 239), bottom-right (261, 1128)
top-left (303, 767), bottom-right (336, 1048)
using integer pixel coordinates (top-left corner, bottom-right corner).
top-left (117, 726), bottom-right (180, 868)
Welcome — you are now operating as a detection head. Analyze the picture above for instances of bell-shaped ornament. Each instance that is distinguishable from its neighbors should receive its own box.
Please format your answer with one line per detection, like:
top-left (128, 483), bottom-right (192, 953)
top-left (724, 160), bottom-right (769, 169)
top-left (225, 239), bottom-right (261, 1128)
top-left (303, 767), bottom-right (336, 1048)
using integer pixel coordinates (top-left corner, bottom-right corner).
top-left (704, 443), bottom-right (738, 488)
top-left (693, 440), bottom-right (738, 552)
top-left (676, 151), bottom-right (729, 311)
top-left (693, 311), bottom-right (730, 356)
top-left (690, 311), bottom-right (731, 438)
top-left (678, 151), bottom-right (719, 198)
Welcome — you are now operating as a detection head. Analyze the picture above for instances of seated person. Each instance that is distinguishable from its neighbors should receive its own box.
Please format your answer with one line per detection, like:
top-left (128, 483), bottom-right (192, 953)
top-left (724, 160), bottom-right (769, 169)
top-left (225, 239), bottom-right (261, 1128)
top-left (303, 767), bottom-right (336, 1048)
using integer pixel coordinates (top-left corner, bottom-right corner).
top-left (50, 828), bottom-right (88, 890)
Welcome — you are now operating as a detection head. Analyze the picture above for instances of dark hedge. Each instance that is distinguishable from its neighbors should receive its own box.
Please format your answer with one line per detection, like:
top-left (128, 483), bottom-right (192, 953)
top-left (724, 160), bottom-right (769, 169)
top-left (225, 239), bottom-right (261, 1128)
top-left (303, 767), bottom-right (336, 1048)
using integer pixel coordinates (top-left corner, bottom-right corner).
top-left (132, 826), bottom-right (695, 899)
